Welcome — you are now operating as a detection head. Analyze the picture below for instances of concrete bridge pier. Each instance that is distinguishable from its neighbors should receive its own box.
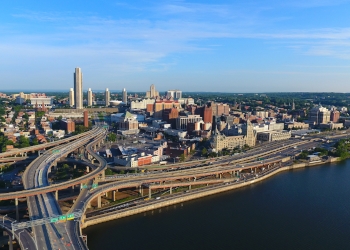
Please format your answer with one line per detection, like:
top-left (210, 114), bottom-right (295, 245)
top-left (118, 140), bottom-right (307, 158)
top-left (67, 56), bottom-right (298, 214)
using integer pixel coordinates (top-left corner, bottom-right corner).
top-left (170, 187), bottom-right (172, 194)
top-left (55, 190), bottom-right (58, 201)
top-left (81, 214), bottom-right (86, 226)
top-left (139, 186), bottom-right (143, 196)
top-left (148, 188), bottom-right (152, 199)
top-left (113, 190), bottom-right (116, 202)
top-left (15, 198), bottom-right (19, 221)
top-left (86, 166), bottom-right (90, 173)
top-left (97, 196), bottom-right (102, 208)
top-left (8, 235), bottom-right (13, 250)
top-left (189, 185), bottom-right (191, 190)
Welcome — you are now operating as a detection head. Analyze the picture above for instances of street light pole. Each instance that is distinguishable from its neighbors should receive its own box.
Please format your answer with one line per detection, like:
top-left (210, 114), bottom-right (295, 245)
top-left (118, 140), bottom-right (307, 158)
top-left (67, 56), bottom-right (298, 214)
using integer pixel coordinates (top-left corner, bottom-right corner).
top-left (11, 220), bottom-right (16, 240)
top-left (18, 230), bottom-right (24, 244)
top-left (80, 235), bottom-right (87, 245)
top-left (2, 214), bottom-right (7, 225)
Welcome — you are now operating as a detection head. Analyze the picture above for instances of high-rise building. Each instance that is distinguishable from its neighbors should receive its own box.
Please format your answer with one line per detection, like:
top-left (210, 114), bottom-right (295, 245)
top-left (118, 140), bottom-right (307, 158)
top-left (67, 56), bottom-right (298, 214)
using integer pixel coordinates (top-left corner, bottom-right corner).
top-left (69, 88), bottom-right (74, 107)
top-left (105, 88), bottom-right (110, 107)
top-left (330, 110), bottom-right (340, 123)
top-left (167, 90), bottom-right (182, 99)
top-left (83, 110), bottom-right (89, 127)
top-left (122, 88), bottom-right (127, 103)
top-left (74, 67), bottom-right (83, 109)
top-left (153, 99), bottom-right (181, 118)
top-left (87, 88), bottom-right (93, 107)
top-left (146, 84), bottom-right (159, 98)
top-left (309, 105), bottom-right (330, 125)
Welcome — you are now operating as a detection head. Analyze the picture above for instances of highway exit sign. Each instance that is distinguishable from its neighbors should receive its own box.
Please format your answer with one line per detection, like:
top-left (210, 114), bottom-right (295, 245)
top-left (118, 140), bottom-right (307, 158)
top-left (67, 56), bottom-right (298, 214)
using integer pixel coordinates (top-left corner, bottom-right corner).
top-left (50, 218), bottom-right (58, 223)
top-left (59, 215), bottom-right (67, 222)
top-left (67, 214), bottom-right (75, 220)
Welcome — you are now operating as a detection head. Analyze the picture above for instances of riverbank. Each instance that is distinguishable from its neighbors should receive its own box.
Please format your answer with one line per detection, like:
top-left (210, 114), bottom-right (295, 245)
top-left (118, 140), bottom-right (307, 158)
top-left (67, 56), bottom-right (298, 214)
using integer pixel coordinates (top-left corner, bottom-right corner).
top-left (82, 157), bottom-right (341, 228)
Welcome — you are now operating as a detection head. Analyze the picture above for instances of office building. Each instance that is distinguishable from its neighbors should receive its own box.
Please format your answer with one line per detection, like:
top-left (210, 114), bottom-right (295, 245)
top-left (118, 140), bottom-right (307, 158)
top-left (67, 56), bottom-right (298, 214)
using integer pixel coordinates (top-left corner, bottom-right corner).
top-left (308, 105), bottom-right (330, 125)
top-left (167, 90), bottom-right (182, 99)
top-left (152, 99), bottom-right (181, 118)
top-left (146, 84), bottom-right (159, 98)
top-left (105, 88), bottom-right (110, 107)
top-left (176, 114), bottom-right (203, 130)
top-left (330, 110), bottom-right (340, 123)
top-left (257, 131), bottom-right (291, 142)
top-left (211, 121), bottom-right (255, 152)
top-left (130, 98), bottom-right (155, 110)
top-left (122, 88), bottom-right (127, 103)
top-left (74, 67), bottom-right (83, 109)
top-left (31, 97), bottom-right (53, 109)
top-left (87, 88), bottom-right (93, 107)
top-left (84, 110), bottom-right (89, 127)
top-left (69, 88), bottom-right (74, 107)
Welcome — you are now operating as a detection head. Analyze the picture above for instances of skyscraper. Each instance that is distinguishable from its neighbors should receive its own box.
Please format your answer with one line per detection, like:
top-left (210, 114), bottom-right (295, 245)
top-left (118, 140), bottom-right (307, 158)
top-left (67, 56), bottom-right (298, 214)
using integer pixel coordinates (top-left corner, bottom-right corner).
top-left (87, 88), bottom-right (93, 107)
top-left (105, 88), bottom-right (110, 107)
top-left (69, 88), bottom-right (74, 107)
top-left (122, 88), bottom-right (127, 103)
top-left (146, 84), bottom-right (159, 98)
top-left (74, 67), bottom-right (83, 109)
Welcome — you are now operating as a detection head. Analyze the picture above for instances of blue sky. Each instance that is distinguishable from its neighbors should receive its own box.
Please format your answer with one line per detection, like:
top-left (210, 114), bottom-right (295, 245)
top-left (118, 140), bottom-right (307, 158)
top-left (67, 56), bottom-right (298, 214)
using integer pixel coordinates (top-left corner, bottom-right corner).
top-left (1, 0), bottom-right (350, 92)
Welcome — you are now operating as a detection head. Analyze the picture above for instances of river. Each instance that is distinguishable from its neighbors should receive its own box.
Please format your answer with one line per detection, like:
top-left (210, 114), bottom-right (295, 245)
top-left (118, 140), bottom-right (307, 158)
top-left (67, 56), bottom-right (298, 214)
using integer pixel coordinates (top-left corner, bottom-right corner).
top-left (84, 160), bottom-right (350, 250)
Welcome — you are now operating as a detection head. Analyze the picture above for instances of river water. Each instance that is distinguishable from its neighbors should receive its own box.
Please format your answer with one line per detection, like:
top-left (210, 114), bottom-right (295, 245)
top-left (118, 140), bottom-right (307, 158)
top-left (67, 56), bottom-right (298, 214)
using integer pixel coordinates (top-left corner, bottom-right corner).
top-left (84, 160), bottom-right (350, 250)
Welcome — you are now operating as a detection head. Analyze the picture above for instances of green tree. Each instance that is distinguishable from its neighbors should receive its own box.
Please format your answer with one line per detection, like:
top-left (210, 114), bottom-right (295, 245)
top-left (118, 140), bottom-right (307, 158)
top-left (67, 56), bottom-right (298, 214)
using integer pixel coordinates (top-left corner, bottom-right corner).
top-left (105, 168), bottom-right (114, 175)
top-left (201, 148), bottom-right (207, 156)
top-left (31, 137), bottom-right (39, 145)
top-left (108, 133), bottom-right (117, 142)
top-left (17, 135), bottom-right (30, 148)
top-left (179, 154), bottom-right (185, 162)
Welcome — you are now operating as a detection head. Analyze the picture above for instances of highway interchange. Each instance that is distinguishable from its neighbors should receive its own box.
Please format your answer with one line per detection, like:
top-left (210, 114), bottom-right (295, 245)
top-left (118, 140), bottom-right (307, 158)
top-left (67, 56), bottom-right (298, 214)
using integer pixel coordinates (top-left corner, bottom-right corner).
top-left (0, 128), bottom-right (347, 249)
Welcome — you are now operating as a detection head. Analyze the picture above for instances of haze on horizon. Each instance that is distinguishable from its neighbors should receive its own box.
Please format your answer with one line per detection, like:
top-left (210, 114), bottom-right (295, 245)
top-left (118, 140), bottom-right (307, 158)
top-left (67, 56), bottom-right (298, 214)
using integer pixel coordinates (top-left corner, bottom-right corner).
top-left (1, 0), bottom-right (350, 93)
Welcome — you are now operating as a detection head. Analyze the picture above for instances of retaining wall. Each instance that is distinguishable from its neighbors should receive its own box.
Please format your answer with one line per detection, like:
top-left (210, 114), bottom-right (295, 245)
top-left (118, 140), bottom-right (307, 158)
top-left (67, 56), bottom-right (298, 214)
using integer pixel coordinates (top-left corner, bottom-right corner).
top-left (82, 158), bottom-right (343, 228)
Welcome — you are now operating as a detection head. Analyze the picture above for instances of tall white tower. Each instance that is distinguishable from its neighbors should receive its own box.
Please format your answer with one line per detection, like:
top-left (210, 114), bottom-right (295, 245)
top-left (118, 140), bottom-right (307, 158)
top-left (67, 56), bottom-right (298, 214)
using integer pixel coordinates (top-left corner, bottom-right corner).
top-left (87, 88), bottom-right (93, 107)
top-left (122, 88), bottom-right (127, 104)
top-left (69, 88), bottom-right (74, 107)
top-left (105, 88), bottom-right (110, 107)
top-left (74, 67), bottom-right (83, 109)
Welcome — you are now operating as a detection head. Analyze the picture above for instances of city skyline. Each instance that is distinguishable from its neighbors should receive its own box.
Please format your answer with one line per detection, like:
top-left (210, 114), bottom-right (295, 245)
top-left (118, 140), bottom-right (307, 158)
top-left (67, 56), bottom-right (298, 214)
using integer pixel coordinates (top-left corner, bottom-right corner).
top-left (1, 1), bottom-right (350, 92)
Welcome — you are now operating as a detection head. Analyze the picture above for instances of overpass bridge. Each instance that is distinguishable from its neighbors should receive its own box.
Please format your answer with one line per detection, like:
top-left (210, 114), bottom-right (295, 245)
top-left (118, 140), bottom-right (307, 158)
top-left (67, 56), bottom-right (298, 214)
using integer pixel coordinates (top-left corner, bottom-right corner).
top-left (0, 215), bottom-right (37, 250)
top-left (0, 133), bottom-right (319, 249)
top-left (22, 126), bottom-right (107, 250)
top-left (0, 126), bottom-right (107, 249)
